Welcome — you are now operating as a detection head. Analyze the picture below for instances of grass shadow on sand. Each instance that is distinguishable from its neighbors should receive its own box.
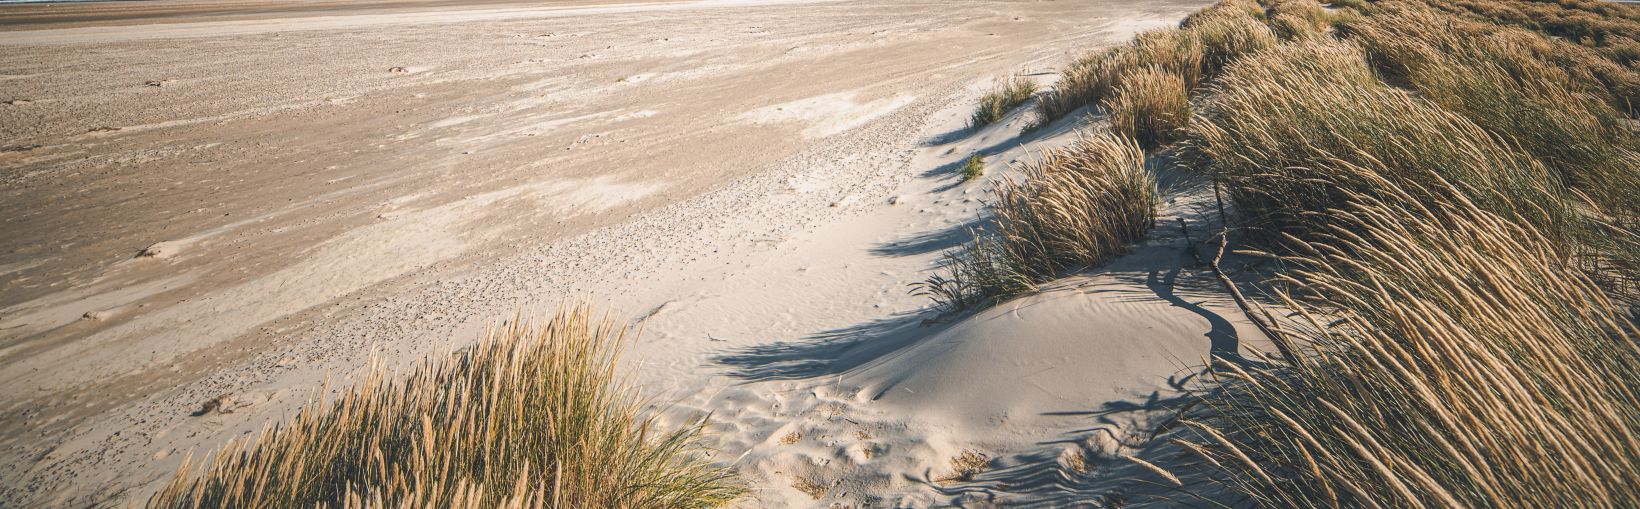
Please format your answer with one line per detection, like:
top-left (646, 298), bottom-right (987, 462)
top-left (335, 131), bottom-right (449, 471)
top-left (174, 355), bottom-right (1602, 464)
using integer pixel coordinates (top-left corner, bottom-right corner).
top-left (867, 218), bottom-right (981, 258)
top-left (712, 312), bottom-right (947, 382)
top-left (913, 166), bottom-right (1273, 506)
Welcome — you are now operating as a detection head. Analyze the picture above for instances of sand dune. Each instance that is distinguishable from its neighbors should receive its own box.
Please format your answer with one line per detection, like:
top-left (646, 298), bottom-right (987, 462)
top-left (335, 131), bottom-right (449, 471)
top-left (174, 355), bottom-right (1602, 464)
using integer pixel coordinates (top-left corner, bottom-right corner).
top-left (0, 0), bottom-right (1217, 506)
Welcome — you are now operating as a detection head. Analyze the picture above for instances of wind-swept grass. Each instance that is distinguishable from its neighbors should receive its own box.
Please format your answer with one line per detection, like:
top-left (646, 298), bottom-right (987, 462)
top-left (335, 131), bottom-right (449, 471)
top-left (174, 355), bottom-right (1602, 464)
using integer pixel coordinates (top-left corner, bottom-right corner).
top-left (148, 307), bottom-right (743, 509)
top-left (1178, 171), bottom-right (1640, 508)
top-left (1105, 67), bottom-right (1190, 150)
top-left (1419, 0), bottom-right (1640, 69)
top-left (913, 133), bottom-right (1156, 312)
top-left (979, 0), bottom-right (1640, 504)
top-left (1030, 0), bottom-right (1640, 505)
top-left (1183, 38), bottom-right (1574, 246)
top-left (970, 73), bottom-right (1038, 127)
top-left (1265, 0), bottom-right (1335, 40)
top-left (1035, 0), bottom-right (1276, 126)
top-left (1342, 2), bottom-right (1640, 216)
top-left (1373, 0), bottom-right (1640, 117)
top-left (1187, 3), bottom-right (1281, 76)
top-left (1035, 47), bottom-right (1138, 126)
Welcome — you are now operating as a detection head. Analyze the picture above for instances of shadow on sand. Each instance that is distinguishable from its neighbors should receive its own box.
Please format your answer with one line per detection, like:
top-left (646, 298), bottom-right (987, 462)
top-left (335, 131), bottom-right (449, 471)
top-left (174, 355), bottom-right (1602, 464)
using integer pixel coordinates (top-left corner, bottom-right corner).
top-left (717, 105), bottom-right (1269, 506)
top-left (712, 311), bottom-right (948, 382)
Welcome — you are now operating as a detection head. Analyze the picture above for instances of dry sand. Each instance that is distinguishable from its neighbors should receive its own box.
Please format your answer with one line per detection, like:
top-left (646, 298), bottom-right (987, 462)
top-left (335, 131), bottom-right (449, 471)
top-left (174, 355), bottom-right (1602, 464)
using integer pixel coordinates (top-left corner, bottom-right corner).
top-left (0, 0), bottom-right (1247, 506)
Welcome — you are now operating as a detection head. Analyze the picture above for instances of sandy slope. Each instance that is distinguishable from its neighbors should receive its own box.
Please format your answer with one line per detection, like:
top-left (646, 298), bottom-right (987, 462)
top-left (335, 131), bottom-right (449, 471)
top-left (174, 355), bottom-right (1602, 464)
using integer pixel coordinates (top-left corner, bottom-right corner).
top-left (0, 0), bottom-right (1226, 506)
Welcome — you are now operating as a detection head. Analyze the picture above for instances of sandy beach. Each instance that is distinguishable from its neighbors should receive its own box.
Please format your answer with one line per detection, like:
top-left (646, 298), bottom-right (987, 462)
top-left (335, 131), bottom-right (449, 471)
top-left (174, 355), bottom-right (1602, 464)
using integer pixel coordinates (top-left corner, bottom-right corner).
top-left (0, 0), bottom-right (1247, 506)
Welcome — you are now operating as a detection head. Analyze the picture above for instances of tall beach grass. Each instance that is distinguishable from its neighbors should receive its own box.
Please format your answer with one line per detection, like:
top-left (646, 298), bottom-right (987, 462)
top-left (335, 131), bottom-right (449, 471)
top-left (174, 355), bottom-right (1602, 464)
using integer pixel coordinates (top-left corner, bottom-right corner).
top-left (1181, 171), bottom-right (1640, 508)
top-left (1035, 0), bottom-right (1276, 126)
top-left (148, 307), bottom-right (742, 509)
top-left (913, 132), bottom-right (1156, 312)
top-left (994, 0), bottom-right (1640, 505)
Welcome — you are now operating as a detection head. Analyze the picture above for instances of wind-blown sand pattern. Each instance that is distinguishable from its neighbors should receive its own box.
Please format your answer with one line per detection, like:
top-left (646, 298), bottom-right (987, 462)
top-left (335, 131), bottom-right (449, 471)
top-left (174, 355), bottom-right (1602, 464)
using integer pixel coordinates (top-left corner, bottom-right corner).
top-left (0, 0), bottom-right (1252, 506)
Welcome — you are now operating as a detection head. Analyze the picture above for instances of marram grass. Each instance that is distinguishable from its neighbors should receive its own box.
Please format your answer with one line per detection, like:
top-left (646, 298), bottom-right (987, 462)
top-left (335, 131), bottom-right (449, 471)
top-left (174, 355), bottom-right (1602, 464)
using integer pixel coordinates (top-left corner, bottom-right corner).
top-left (148, 307), bottom-right (743, 509)
top-left (1035, 0), bottom-right (1276, 126)
top-left (1181, 169), bottom-right (1640, 508)
top-left (970, 73), bottom-right (1038, 128)
top-left (1183, 37), bottom-right (1574, 247)
top-left (1105, 67), bottom-right (1190, 150)
top-left (914, 132), bottom-right (1156, 312)
top-left (1062, 0), bottom-right (1640, 506)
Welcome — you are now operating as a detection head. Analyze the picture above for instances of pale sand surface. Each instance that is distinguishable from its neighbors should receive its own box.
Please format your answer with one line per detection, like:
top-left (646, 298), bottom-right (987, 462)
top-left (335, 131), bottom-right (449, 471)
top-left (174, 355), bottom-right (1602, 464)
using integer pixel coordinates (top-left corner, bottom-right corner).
top-left (0, 0), bottom-right (1238, 506)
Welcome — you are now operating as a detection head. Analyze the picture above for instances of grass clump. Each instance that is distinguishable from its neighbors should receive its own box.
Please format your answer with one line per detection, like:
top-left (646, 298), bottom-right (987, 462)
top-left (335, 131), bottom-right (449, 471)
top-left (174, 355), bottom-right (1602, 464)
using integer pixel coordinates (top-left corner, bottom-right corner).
top-left (959, 154), bottom-right (985, 183)
top-left (1132, 28), bottom-right (1207, 91)
top-left (1051, 1), bottom-right (1640, 505)
top-left (914, 132), bottom-right (1156, 312)
top-left (1358, 0), bottom-right (1640, 117)
top-left (970, 73), bottom-right (1038, 127)
top-left (1105, 67), bottom-right (1190, 150)
top-left (1035, 47), bottom-right (1139, 125)
top-left (148, 307), bottom-right (743, 509)
top-left (1342, 2), bottom-right (1640, 215)
top-left (1183, 38), bottom-right (1572, 246)
top-left (1265, 0), bottom-right (1335, 40)
top-left (1187, 3), bottom-right (1281, 76)
top-left (1035, 0), bottom-right (1275, 126)
top-left (1181, 172), bottom-right (1640, 508)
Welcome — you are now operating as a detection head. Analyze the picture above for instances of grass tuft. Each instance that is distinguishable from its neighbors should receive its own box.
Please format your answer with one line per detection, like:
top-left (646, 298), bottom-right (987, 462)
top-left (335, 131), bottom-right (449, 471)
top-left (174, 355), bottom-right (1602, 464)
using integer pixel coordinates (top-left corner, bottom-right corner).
top-left (959, 154), bottom-right (985, 183)
top-left (1189, 4), bottom-right (1281, 76)
top-left (1105, 67), bottom-right (1191, 150)
top-left (1036, 0), bottom-right (1276, 126)
top-left (914, 132), bottom-right (1156, 312)
top-left (1266, 0), bottom-right (1335, 40)
top-left (148, 307), bottom-right (743, 509)
top-left (970, 73), bottom-right (1039, 127)
top-left (1183, 37), bottom-right (1573, 247)
top-left (1035, 46), bottom-right (1139, 126)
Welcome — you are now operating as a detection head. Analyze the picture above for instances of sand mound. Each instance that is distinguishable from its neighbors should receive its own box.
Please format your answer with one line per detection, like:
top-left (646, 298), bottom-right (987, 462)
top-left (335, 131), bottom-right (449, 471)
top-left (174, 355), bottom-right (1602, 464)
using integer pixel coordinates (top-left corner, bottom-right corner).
top-left (857, 279), bottom-right (1222, 439)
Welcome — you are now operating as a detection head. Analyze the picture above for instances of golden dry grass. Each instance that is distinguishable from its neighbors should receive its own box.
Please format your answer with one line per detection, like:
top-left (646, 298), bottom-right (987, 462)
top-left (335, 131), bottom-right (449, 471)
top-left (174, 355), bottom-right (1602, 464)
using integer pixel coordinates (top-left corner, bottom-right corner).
top-left (1342, 1), bottom-right (1640, 217)
top-left (1181, 170), bottom-right (1640, 508)
top-left (1265, 0), bottom-right (1335, 40)
top-left (1000, 0), bottom-right (1640, 504)
top-left (933, 450), bottom-right (991, 484)
top-left (1035, 46), bottom-right (1139, 125)
top-left (148, 307), bottom-right (743, 509)
top-left (1355, 0), bottom-right (1640, 117)
top-left (913, 132), bottom-right (1156, 312)
top-left (1186, 2), bottom-right (1281, 76)
top-left (1040, 0), bottom-right (1640, 505)
top-left (1105, 67), bottom-right (1190, 150)
top-left (1421, 0), bottom-right (1640, 69)
top-left (790, 477), bottom-right (827, 500)
top-left (1035, 0), bottom-right (1275, 126)
top-left (991, 130), bottom-right (1156, 270)
top-left (1183, 38), bottom-right (1574, 246)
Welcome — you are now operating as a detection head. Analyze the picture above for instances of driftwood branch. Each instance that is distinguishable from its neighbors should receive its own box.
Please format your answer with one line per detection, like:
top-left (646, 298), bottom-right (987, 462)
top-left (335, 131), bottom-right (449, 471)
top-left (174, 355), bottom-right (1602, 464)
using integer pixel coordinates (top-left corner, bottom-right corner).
top-left (1207, 179), bottom-right (1300, 366)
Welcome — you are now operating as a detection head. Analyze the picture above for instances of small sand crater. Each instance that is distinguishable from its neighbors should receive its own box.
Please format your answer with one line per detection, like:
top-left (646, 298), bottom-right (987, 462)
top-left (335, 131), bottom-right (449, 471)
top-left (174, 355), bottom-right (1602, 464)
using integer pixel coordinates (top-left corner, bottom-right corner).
top-left (137, 241), bottom-right (184, 259)
top-left (81, 307), bottom-right (125, 321)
